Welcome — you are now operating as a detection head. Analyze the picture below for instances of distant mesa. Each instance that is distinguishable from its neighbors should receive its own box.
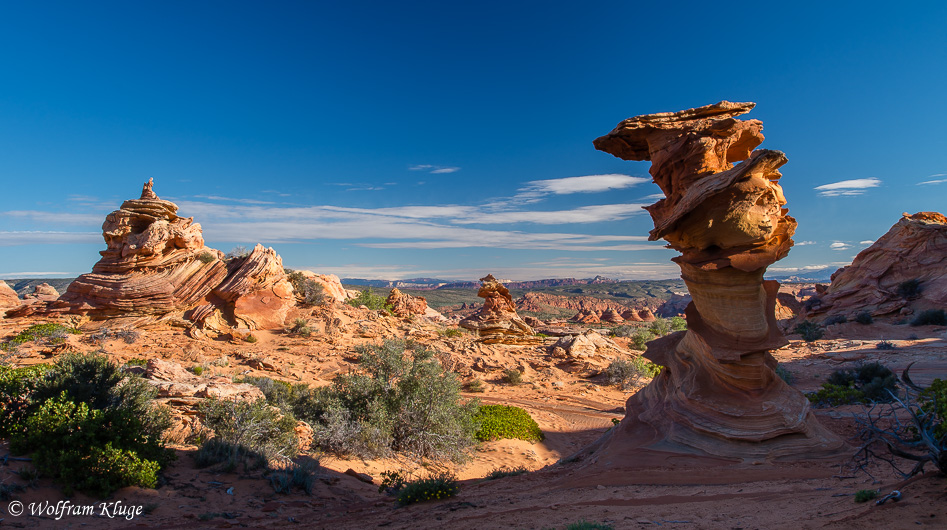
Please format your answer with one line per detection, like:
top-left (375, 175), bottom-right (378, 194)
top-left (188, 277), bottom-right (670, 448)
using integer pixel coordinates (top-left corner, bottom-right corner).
top-left (9, 179), bottom-right (295, 333)
top-left (459, 274), bottom-right (540, 344)
top-left (584, 101), bottom-right (843, 461)
top-left (805, 211), bottom-right (947, 322)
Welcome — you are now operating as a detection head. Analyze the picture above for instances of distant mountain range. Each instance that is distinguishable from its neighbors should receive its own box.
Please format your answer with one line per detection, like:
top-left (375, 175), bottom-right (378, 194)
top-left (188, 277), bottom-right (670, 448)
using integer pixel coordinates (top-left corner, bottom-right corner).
top-left (341, 275), bottom-right (620, 290)
top-left (764, 267), bottom-right (837, 283)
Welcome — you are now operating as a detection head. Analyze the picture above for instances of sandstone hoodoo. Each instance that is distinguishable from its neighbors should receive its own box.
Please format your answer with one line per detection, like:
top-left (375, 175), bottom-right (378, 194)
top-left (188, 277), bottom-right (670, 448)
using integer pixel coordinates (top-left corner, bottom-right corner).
top-left (806, 211), bottom-right (947, 322)
top-left (460, 274), bottom-right (539, 344)
top-left (15, 179), bottom-right (296, 331)
top-left (589, 101), bottom-right (842, 460)
top-left (385, 287), bottom-right (428, 318)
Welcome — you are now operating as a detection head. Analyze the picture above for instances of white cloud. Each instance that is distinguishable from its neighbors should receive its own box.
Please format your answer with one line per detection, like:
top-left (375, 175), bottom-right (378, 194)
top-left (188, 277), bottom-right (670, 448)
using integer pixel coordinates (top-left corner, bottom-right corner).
top-left (430, 167), bottom-right (460, 174)
top-left (0, 231), bottom-right (101, 246)
top-left (518, 174), bottom-right (649, 197)
top-left (192, 195), bottom-right (276, 205)
top-left (859, 240), bottom-right (874, 245)
top-left (0, 271), bottom-right (80, 279)
top-left (409, 164), bottom-right (460, 174)
top-left (450, 204), bottom-right (647, 225)
top-left (794, 240), bottom-right (816, 246)
top-left (830, 242), bottom-right (850, 250)
top-left (1, 211), bottom-right (104, 225)
top-left (917, 173), bottom-right (947, 185)
top-left (814, 178), bottom-right (881, 197)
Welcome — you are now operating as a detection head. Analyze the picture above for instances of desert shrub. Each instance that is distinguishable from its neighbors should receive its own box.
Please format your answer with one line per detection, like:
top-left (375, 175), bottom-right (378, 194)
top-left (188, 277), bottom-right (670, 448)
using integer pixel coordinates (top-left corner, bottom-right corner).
top-left (669, 316), bottom-right (687, 331)
top-left (824, 314), bottom-right (848, 325)
top-left (378, 469), bottom-right (408, 495)
top-left (911, 309), bottom-right (947, 327)
top-left (877, 340), bottom-right (897, 350)
top-left (279, 340), bottom-right (478, 462)
top-left (245, 334), bottom-right (258, 343)
top-left (855, 311), bottom-right (874, 325)
top-left (438, 328), bottom-right (464, 338)
top-left (0, 364), bottom-right (51, 436)
top-left (288, 317), bottom-right (312, 337)
top-left (197, 252), bottom-right (216, 264)
top-left (605, 357), bottom-right (662, 390)
top-left (918, 378), bottom-right (947, 441)
top-left (897, 279), bottom-right (922, 299)
top-left (775, 365), bottom-right (795, 384)
top-left (395, 472), bottom-right (458, 506)
top-left (286, 271), bottom-right (326, 306)
top-left (190, 365), bottom-right (204, 376)
top-left (197, 397), bottom-right (299, 471)
top-left (649, 317), bottom-right (671, 336)
top-left (566, 522), bottom-right (614, 530)
top-left (346, 288), bottom-right (392, 313)
top-left (803, 296), bottom-right (821, 312)
top-left (125, 358), bottom-right (148, 367)
top-left (485, 465), bottom-right (529, 480)
top-left (630, 329), bottom-right (655, 351)
top-left (503, 368), bottom-right (523, 385)
top-left (854, 489), bottom-right (878, 503)
top-left (610, 325), bottom-right (638, 338)
top-left (808, 362), bottom-right (897, 406)
top-left (225, 245), bottom-right (250, 260)
top-left (474, 404), bottom-right (543, 443)
top-left (2, 323), bottom-right (79, 350)
top-left (794, 321), bottom-right (824, 342)
top-left (466, 378), bottom-right (484, 393)
top-left (268, 460), bottom-right (318, 494)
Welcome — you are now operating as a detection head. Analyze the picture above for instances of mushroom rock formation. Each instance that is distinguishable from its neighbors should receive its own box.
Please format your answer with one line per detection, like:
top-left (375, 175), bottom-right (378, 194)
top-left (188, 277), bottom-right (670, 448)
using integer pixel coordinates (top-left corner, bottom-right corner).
top-left (459, 274), bottom-right (538, 344)
top-left (806, 212), bottom-right (947, 321)
top-left (16, 180), bottom-right (296, 331)
top-left (211, 244), bottom-right (296, 330)
top-left (600, 308), bottom-right (624, 324)
top-left (589, 102), bottom-right (842, 460)
top-left (385, 288), bottom-right (429, 318)
top-left (0, 281), bottom-right (20, 312)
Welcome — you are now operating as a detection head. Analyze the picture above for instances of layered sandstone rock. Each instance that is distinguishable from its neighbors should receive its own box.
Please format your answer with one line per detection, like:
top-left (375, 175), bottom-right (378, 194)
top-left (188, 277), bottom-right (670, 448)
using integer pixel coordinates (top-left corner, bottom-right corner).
top-left (13, 180), bottom-right (297, 331)
top-left (23, 283), bottom-right (59, 301)
top-left (386, 288), bottom-right (429, 318)
top-left (600, 308), bottom-right (624, 324)
top-left (589, 102), bottom-right (842, 460)
top-left (570, 309), bottom-right (600, 324)
top-left (806, 212), bottom-right (947, 321)
top-left (460, 274), bottom-right (539, 344)
top-left (291, 271), bottom-right (350, 304)
top-left (549, 330), bottom-right (626, 359)
top-left (0, 281), bottom-right (20, 312)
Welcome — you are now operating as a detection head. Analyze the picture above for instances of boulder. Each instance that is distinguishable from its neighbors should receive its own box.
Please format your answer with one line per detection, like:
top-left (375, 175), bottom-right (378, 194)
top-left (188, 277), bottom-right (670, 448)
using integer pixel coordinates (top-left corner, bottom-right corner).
top-left (550, 330), bottom-right (625, 359)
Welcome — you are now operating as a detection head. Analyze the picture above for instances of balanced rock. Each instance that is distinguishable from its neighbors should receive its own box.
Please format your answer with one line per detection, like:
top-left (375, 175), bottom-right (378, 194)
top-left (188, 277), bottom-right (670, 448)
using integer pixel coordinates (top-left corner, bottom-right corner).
top-left (807, 212), bottom-right (947, 321)
top-left (460, 274), bottom-right (538, 344)
top-left (588, 101), bottom-right (842, 461)
top-left (386, 288), bottom-right (428, 318)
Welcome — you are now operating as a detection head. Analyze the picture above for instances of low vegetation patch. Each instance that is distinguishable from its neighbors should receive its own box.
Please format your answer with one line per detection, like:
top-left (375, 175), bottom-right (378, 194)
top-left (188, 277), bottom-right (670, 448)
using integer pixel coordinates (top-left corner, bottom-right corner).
top-left (288, 317), bottom-right (312, 337)
top-left (911, 309), bottom-right (947, 327)
top-left (485, 465), bottom-right (529, 480)
top-left (824, 314), bottom-right (848, 325)
top-left (807, 362), bottom-right (897, 406)
top-left (855, 311), bottom-right (874, 325)
top-left (897, 279), bottom-right (922, 300)
top-left (4, 353), bottom-right (172, 496)
top-left (775, 365), bottom-right (795, 384)
top-left (794, 321), bottom-right (824, 342)
top-left (503, 368), bottom-right (523, 385)
top-left (649, 317), bottom-right (671, 336)
top-left (286, 270), bottom-right (327, 306)
top-left (196, 397), bottom-right (299, 472)
top-left (346, 288), bottom-right (393, 313)
top-left (2, 322), bottom-right (79, 351)
top-left (474, 404), bottom-right (544, 443)
top-left (394, 472), bottom-right (459, 506)
top-left (854, 489), bottom-right (878, 503)
top-left (605, 357), bottom-right (662, 390)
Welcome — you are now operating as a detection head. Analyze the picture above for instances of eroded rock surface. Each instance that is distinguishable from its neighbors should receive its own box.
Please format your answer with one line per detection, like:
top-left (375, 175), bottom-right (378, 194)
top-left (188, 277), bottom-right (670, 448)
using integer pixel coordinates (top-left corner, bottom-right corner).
top-left (460, 274), bottom-right (539, 344)
top-left (590, 101), bottom-right (842, 460)
top-left (386, 288), bottom-right (429, 318)
top-left (0, 281), bottom-right (20, 312)
top-left (807, 212), bottom-right (947, 321)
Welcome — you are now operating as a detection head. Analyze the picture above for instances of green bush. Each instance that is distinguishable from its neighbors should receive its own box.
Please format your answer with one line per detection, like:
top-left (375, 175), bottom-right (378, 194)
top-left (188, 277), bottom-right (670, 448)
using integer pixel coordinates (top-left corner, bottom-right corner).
top-left (288, 317), bottom-right (312, 337)
top-left (775, 365), bottom-right (795, 384)
top-left (604, 357), bottom-right (662, 390)
top-left (794, 321), bottom-right (824, 342)
top-left (669, 316), bottom-right (687, 331)
top-left (918, 378), bottom-right (947, 441)
top-left (897, 279), bottom-right (922, 299)
top-left (474, 404), bottom-right (543, 443)
top-left (466, 378), bottom-right (484, 393)
top-left (485, 466), bottom-right (529, 480)
top-left (649, 317), bottom-right (671, 336)
top-left (253, 340), bottom-right (478, 462)
top-left (808, 362), bottom-right (897, 406)
top-left (855, 311), bottom-right (873, 325)
top-left (854, 489), bottom-right (878, 503)
top-left (197, 397), bottom-right (299, 471)
top-left (629, 329), bottom-right (655, 351)
top-left (877, 340), bottom-right (896, 350)
top-left (268, 461), bottom-right (318, 494)
top-left (346, 288), bottom-right (392, 313)
top-left (503, 368), bottom-right (523, 385)
top-left (610, 325), bottom-right (639, 338)
top-left (911, 309), bottom-right (947, 327)
top-left (439, 328), bottom-right (463, 338)
top-left (395, 472), bottom-right (458, 506)
top-left (0, 364), bottom-right (50, 436)
top-left (824, 314), bottom-right (848, 325)
top-left (197, 252), bottom-right (217, 264)
top-left (2, 323), bottom-right (80, 351)
top-left (190, 365), bottom-right (204, 376)
top-left (286, 271), bottom-right (326, 307)
top-left (566, 521), bottom-right (614, 530)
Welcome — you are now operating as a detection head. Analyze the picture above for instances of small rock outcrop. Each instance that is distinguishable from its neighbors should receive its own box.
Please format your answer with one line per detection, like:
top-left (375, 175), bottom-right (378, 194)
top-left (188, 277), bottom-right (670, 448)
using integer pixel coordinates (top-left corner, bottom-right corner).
top-left (23, 283), bottom-right (59, 301)
top-left (589, 101), bottom-right (842, 460)
top-left (0, 281), bottom-right (20, 312)
top-left (550, 330), bottom-right (625, 359)
top-left (385, 288), bottom-right (429, 318)
top-left (807, 212), bottom-right (947, 321)
top-left (460, 274), bottom-right (538, 344)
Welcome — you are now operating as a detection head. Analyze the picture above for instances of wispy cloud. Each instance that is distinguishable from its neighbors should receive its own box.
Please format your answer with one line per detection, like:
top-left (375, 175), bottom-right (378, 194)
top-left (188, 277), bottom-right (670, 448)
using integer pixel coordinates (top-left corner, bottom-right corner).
top-left (794, 240), bottom-right (816, 246)
top-left (192, 195), bottom-right (276, 205)
top-left (0, 271), bottom-right (81, 279)
top-left (518, 174), bottom-right (649, 198)
top-left (918, 173), bottom-right (947, 185)
top-left (814, 177), bottom-right (881, 197)
top-left (1, 211), bottom-right (104, 225)
top-left (0, 231), bottom-right (100, 246)
top-left (830, 242), bottom-right (850, 250)
top-left (450, 204), bottom-right (647, 225)
top-left (409, 164), bottom-right (460, 174)
top-left (859, 240), bottom-right (874, 245)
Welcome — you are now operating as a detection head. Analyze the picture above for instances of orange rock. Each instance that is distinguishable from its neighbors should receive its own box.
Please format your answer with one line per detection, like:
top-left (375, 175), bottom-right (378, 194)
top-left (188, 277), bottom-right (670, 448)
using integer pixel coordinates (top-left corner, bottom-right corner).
top-left (0, 280), bottom-right (21, 312)
top-left (214, 244), bottom-right (295, 329)
top-left (460, 274), bottom-right (537, 343)
top-left (385, 288), bottom-right (428, 318)
top-left (600, 308), bottom-right (624, 323)
top-left (807, 212), bottom-right (947, 321)
top-left (589, 101), bottom-right (842, 460)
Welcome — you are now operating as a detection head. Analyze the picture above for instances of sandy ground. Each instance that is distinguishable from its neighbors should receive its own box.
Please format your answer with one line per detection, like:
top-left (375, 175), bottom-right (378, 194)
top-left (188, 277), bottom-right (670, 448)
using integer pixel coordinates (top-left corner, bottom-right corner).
top-left (0, 310), bottom-right (945, 529)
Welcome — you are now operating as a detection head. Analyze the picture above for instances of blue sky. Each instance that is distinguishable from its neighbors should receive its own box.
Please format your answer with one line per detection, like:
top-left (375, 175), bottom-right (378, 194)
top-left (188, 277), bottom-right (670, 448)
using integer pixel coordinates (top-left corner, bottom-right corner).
top-left (1, 1), bottom-right (945, 281)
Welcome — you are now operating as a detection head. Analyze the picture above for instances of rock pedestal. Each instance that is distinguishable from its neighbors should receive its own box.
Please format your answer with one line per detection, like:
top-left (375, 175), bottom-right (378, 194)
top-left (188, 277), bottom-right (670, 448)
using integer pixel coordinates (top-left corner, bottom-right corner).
top-left (592, 102), bottom-right (842, 460)
top-left (460, 274), bottom-right (538, 344)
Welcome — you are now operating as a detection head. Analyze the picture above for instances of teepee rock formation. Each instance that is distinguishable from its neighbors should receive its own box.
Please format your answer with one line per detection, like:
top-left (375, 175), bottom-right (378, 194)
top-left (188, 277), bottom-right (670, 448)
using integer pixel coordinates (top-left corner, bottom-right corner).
top-left (14, 180), bottom-right (295, 331)
top-left (806, 212), bottom-right (947, 321)
top-left (590, 102), bottom-right (842, 460)
top-left (460, 274), bottom-right (538, 344)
